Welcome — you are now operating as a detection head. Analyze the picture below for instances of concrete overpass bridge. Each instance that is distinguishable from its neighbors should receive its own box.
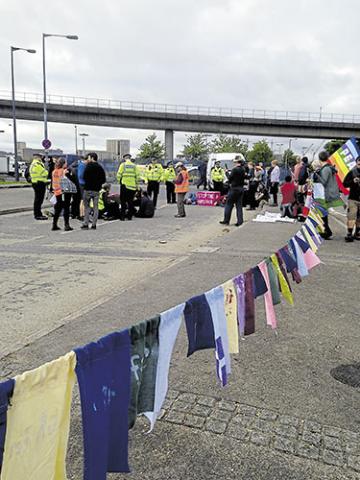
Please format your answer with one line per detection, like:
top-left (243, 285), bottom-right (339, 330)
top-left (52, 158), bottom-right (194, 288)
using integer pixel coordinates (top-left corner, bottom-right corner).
top-left (1, 91), bottom-right (360, 161)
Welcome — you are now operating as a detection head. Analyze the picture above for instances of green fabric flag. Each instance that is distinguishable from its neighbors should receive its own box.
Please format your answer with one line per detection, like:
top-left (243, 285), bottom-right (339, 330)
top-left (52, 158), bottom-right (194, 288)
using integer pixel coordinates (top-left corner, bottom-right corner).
top-left (129, 316), bottom-right (160, 429)
top-left (265, 258), bottom-right (281, 306)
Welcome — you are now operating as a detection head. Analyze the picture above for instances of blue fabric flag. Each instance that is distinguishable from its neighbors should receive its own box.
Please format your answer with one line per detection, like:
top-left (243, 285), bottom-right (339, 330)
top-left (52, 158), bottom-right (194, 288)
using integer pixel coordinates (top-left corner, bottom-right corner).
top-left (0, 379), bottom-right (14, 473)
top-left (75, 330), bottom-right (131, 480)
top-left (251, 266), bottom-right (268, 298)
top-left (184, 294), bottom-right (215, 356)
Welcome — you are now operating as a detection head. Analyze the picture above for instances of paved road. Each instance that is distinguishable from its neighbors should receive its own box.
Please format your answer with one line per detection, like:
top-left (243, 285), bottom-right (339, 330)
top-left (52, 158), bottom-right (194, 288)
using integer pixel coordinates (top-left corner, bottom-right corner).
top-left (0, 201), bottom-right (359, 479)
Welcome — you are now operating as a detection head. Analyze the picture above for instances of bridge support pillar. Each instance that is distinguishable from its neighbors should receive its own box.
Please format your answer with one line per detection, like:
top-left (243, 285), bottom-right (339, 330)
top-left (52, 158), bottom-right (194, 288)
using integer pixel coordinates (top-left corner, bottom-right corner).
top-left (165, 129), bottom-right (174, 164)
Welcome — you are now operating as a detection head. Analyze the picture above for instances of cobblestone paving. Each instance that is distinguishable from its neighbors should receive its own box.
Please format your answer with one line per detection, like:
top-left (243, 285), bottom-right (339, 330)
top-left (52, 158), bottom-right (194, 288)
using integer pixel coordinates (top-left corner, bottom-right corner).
top-left (159, 390), bottom-right (360, 473)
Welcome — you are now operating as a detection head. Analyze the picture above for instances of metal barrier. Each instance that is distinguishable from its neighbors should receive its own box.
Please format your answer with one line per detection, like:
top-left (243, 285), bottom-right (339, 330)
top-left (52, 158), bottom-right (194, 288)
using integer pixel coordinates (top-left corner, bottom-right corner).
top-left (0, 90), bottom-right (359, 124)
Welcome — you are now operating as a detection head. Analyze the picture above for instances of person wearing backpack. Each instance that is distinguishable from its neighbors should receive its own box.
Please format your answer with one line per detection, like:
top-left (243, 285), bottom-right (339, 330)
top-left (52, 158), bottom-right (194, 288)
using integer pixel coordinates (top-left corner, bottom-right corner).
top-left (51, 157), bottom-right (75, 231)
top-left (29, 154), bottom-right (49, 220)
top-left (343, 156), bottom-right (360, 242)
top-left (313, 151), bottom-right (343, 239)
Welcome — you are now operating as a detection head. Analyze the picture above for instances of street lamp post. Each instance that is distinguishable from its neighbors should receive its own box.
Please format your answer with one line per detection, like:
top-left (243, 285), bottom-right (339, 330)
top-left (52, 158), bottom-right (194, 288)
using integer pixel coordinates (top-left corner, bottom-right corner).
top-left (74, 125), bottom-right (78, 155)
top-left (10, 46), bottom-right (36, 181)
top-left (79, 133), bottom-right (89, 156)
top-left (42, 33), bottom-right (78, 159)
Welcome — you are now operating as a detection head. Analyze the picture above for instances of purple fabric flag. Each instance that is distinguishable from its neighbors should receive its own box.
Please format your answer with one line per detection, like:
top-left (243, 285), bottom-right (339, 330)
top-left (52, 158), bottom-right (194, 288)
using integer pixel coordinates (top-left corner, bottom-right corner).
top-left (233, 274), bottom-right (246, 336)
top-left (0, 379), bottom-right (14, 473)
top-left (244, 270), bottom-right (255, 336)
top-left (75, 330), bottom-right (132, 479)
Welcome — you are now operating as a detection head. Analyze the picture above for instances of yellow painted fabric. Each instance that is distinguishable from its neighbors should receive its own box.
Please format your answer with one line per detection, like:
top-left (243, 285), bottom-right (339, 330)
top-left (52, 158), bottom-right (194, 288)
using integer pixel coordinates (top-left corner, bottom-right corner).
top-left (1, 352), bottom-right (76, 480)
top-left (270, 254), bottom-right (294, 306)
top-left (222, 280), bottom-right (239, 354)
top-left (309, 210), bottom-right (325, 233)
top-left (301, 227), bottom-right (318, 252)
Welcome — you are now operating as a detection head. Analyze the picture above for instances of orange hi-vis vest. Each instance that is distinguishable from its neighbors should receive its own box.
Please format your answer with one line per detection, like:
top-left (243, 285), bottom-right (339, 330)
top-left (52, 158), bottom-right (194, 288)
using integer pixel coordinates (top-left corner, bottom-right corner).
top-left (175, 169), bottom-right (189, 193)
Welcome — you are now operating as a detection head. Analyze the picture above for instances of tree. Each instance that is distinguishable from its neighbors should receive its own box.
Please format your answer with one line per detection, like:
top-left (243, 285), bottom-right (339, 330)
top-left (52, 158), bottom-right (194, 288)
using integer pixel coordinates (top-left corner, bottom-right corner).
top-left (283, 148), bottom-right (296, 167)
top-left (247, 140), bottom-right (273, 165)
top-left (182, 134), bottom-right (210, 160)
top-left (138, 133), bottom-right (165, 161)
top-left (210, 134), bottom-right (249, 156)
top-left (324, 139), bottom-right (344, 155)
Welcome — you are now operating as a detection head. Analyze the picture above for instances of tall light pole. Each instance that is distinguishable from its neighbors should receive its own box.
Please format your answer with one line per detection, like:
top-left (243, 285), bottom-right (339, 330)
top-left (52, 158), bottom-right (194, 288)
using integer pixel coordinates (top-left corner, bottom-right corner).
top-left (74, 125), bottom-right (78, 155)
top-left (11, 46), bottom-right (36, 181)
top-left (79, 133), bottom-right (89, 156)
top-left (42, 33), bottom-right (78, 158)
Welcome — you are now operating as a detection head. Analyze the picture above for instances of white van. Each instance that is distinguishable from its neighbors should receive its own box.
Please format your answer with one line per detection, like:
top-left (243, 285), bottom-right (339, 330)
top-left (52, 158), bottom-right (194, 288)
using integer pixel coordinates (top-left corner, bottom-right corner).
top-left (206, 152), bottom-right (245, 189)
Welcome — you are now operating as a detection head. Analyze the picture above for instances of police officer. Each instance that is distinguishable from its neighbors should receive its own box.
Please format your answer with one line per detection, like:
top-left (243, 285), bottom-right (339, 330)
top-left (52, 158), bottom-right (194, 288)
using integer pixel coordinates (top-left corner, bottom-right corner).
top-left (116, 153), bottom-right (140, 221)
top-left (211, 161), bottom-right (225, 194)
top-left (163, 162), bottom-right (176, 204)
top-left (29, 153), bottom-right (49, 220)
top-left (146, 157), bottom-right (164, 208)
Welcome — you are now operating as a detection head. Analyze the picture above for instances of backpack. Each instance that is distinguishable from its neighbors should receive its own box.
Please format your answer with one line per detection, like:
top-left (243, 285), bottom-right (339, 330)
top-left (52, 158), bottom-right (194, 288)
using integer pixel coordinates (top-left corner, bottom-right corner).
top-left (298, 164), bottom-right (309, 185)
top-left (24, 165), bottom-right (31, 183)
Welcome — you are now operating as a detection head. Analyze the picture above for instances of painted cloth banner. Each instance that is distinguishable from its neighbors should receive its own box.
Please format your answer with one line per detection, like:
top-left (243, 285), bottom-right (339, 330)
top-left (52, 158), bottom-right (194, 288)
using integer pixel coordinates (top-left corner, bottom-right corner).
top-left (251, 266), bottom-right (268, 298)
top-left (222, 280), bottom-right (239, 354)
top-left (233, 274), bottom-right (246, 336)
top-left (329, 137), bottom-right (360, 184)
top-left (0, 380), bottom-right (14, 473)
top-left (1, 352), bottom-right (76, 480)
top-left (258, 261), bottom-right (277, 329)
top-left (75, 332), bottom-right (131, 479)
top-left (205, 286), bottom-right (231, 386)
top-left (184, 294), bottom-right (215, 355)
top-left (129, 317), bottom-right (160, 429)
top-left (144, 304), bottom-right (184, 431)
top-left (289, 238), bottom-right (309, 278)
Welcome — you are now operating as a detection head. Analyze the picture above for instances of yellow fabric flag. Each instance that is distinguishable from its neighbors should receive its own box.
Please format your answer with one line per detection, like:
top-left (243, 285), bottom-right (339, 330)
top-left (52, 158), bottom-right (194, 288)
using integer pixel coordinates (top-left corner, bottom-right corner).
top-left (301, 227), bottom-right (318, 252)
top-left (270, 254), bottom-right (294, 306)
top-left (222, 280), bottom-right (239, 354)
top-left (1, 352), bottom-right (76, 480)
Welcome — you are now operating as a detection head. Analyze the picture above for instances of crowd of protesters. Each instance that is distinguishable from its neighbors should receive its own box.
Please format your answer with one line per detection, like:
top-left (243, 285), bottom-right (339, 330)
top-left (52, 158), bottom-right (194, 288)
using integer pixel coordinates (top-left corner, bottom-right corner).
top-left (28, 148), bottom-right (360, 243)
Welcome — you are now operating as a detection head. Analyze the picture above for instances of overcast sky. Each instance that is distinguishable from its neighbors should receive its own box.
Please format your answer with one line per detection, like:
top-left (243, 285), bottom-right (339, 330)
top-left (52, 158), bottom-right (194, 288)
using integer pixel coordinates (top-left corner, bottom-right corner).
top-left (0, 0), bottom-right (358, 156)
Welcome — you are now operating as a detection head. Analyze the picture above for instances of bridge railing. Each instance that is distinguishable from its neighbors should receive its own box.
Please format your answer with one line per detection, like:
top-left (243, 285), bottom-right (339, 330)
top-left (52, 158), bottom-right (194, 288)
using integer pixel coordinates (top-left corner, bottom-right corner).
top-left (0, 90), bottom-right (359, 124)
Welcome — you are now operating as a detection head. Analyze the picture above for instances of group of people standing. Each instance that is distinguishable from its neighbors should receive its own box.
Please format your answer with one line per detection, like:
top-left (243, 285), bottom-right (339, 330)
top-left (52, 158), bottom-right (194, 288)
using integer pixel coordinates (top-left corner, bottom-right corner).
top-left (28, 152), bottom-right (190, 230)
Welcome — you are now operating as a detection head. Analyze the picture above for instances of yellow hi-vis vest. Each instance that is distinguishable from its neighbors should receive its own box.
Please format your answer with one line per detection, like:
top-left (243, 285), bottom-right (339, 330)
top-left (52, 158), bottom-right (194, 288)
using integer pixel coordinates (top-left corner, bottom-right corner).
top-left (146, 163), bottom-right (163, 182)
top-left (116, 160), bottom-right (140, 191)
top-left (30, 159), bottom-right (48, 184)
top-left (163, 167), bottom-right (176, 182)
top-left (98, 189), bottom-right (106, 211)
top-left (211, 166), bottom-right (225, 182)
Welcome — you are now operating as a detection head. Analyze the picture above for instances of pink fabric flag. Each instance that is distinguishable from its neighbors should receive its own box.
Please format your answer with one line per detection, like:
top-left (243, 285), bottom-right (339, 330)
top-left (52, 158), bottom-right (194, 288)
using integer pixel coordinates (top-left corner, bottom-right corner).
top-left (258, 261), bottom-right (277, 330)
top-left (302, 248), bottom-right (322, 270)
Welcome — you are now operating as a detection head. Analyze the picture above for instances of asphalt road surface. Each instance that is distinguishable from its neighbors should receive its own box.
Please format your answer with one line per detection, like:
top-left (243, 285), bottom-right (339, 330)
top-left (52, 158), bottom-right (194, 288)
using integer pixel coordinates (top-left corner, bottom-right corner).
top-left (0, 192), bottom-right (359, 479)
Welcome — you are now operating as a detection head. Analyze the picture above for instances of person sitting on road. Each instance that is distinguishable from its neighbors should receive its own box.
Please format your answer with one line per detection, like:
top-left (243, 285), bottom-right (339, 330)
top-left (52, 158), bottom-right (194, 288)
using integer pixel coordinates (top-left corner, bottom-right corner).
top-left (98, 183), bottom-right (120, 220)
top-left (134, 189), bottom-right (155, 218)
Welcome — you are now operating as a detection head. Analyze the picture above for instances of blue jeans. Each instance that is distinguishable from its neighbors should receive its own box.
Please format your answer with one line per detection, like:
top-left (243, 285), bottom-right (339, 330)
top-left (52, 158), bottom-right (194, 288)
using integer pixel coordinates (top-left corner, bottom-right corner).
top-left (224, 187), bottom-right (244, 224)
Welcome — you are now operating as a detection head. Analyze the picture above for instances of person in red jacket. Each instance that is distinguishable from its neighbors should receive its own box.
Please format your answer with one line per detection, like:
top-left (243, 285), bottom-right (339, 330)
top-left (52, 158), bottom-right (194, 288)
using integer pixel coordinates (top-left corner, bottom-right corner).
top-left (280, 175), bottom-right (296, 217)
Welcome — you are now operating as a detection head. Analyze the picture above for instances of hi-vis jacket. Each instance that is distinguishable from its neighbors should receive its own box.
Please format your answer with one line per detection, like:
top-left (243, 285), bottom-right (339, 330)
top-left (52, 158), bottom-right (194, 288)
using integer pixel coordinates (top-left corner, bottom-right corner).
top-left (29, 159), bottom-right (48, 184)
top-left (211, 166), bottom-right (225, 182)
top-left (146, 163), bottom-right (163, 182)
top-left (163, 166), bottom-right (176, 182)
top-left (117, 160), bottom-right (140, 191)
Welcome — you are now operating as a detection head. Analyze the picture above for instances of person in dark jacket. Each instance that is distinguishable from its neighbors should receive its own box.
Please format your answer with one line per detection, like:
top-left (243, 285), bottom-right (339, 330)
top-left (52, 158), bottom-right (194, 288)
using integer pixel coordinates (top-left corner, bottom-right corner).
top-left (343, 156), bottom-right (360, 242)
top-left (134, 190), bottom-right (155, 218)
top-left (219, 156), bottom-right (246, 226)
top-left (81, 152), bottom-right (106, 230)
top-left (69, 158), bottom-right (82, 219)
top-left (197, 160), bottom-right (207, 190)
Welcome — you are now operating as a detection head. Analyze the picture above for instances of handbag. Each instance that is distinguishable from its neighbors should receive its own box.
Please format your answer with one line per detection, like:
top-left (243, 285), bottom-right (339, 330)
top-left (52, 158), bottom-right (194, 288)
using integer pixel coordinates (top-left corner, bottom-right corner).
top-left (60, 176), bottom-right (77, 194)
top-left (50, 194), bottom-right (57, 205)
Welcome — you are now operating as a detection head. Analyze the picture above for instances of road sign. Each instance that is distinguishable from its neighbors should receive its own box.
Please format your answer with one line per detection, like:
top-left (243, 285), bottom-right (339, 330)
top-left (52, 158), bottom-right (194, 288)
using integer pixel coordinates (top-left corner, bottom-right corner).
top-left (42, 139), bottom-right (52, 150)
